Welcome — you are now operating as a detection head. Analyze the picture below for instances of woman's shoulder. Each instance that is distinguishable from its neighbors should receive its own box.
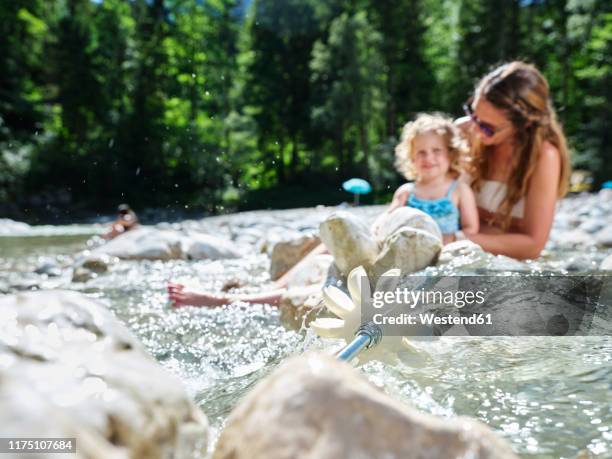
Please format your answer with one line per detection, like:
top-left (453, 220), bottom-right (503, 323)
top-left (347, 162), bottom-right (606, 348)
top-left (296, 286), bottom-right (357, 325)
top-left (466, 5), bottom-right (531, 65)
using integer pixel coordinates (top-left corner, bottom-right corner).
top-left (534, 140), bottom-right (561, 176)
top-left (540, 140), bottom-right (560, 160)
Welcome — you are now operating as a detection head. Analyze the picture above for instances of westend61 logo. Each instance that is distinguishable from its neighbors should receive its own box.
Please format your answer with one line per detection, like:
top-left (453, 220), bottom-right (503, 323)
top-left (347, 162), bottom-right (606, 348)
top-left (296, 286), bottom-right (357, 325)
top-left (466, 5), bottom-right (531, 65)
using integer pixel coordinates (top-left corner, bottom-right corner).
top-left (361, 275), bottom-right (610, 337)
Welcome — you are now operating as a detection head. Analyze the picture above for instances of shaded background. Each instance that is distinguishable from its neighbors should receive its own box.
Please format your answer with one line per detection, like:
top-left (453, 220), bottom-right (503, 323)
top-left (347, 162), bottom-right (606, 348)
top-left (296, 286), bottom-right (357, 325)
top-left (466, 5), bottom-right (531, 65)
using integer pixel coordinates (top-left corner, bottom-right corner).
top-left (1, 0), bottom-right (610, 221)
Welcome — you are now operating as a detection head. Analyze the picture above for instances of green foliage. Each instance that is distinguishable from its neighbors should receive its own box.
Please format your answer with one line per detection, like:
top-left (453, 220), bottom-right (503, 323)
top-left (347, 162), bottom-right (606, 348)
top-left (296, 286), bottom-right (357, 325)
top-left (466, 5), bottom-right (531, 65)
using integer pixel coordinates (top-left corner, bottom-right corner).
top-left (310, 11), bottom-right (386, 177)
top-left (0, 0), bottom-right (610, 212)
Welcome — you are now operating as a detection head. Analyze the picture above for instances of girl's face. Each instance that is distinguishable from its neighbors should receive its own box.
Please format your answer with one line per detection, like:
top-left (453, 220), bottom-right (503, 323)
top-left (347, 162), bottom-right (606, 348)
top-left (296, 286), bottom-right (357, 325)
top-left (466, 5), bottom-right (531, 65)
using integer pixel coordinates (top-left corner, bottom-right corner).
top-left (412, 132), bottom-right (450, 181)
top-left (470, 96), bottom-right (515, 146)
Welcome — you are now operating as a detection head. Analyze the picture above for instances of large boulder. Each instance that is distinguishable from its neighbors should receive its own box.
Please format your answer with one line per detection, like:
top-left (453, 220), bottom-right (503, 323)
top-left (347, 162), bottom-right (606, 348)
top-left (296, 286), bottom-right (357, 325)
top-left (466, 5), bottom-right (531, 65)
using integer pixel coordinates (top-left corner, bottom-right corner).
top-left (320, 208), bottom-right (442, 281)
top-left (72, 251), bottom-right (117, 282)
top-left (279, 253), bottom-right (334, 330)
top-left (319, 211), bottom-right (379, 275)
top-left (182, 231), bottom-right (243, 260)
top-left (0, 290), bottom-right (208, 459)
top-left (372, 206), bottom-right (442, 244)
top-left (371, 208), bottom-right (443, 279)
top-left (0, 218), bottom-right (30, 235)
top-left (595, 226), bottom-right (612, 247)
top-left (269, 234), bottom-right (321, 281)
top-left (213, 352), bottom-right (518, 459)
top-left (94, 227), bottom-right (242, 260)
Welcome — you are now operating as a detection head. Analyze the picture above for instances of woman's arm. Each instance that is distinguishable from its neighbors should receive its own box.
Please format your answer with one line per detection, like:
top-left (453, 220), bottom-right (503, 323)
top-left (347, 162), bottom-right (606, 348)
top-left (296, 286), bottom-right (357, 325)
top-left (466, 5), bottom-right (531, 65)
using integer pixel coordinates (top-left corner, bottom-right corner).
top-left (467, 144), bottom-right (561, 259)
top-left (457, 182), bottom-right (479, 235)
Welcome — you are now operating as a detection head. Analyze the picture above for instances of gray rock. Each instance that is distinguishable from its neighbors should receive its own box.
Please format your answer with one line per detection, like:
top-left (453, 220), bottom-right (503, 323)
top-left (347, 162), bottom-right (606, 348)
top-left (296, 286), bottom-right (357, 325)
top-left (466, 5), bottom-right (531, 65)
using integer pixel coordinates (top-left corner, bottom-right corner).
top-left (213, 352), bottom-right (517, 459)
top-left (269, 234), bottom-right (321, 281)
top-left (595, 226), bottom-right (612, 247)
top-left (372, 206), bottom-right (442, 244)
top-left (94, 227), bottom-right (242, 261)
top-left (182, 231), bottom-right (243, 260)
top-left (0, 218), bottom-right (30, 235)
top-left (278, 253), bottom-right (336, 330)
top-left (0, 290), bottom-right (208, 459)
top-left (319, 211), bottom-right (379, 275)
top-left (369, 208), bottom-right (442, 279)
top-left (320, 208), bottom-right (442, 281)
top-left (95, 228), bottom-right (183, 260)
top-left (79, 253), bottom-right (114, 272)
top-left (578, 218), bottom-right (605, 234)
top-left (550, 229), bottom-right (594, 248)
top-left (72, 252), bottom-right (116, 283)
top-left (34, 258), bottom-right (62, 277)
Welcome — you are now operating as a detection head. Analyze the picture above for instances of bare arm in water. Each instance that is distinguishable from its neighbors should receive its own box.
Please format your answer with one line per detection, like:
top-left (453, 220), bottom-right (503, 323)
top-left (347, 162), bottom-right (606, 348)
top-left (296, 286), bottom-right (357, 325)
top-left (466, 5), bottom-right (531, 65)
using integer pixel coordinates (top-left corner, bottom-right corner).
top-left (168, 242), bottom-right (329, 308)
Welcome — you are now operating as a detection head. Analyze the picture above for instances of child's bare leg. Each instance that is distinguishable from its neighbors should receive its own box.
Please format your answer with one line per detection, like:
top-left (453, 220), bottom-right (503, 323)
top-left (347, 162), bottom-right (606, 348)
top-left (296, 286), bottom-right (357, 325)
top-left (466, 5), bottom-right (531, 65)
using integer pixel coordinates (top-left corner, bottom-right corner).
top-left (168, 282), bottom-right (285, 308)
top-left (167, 242), bottom-right (328, 308)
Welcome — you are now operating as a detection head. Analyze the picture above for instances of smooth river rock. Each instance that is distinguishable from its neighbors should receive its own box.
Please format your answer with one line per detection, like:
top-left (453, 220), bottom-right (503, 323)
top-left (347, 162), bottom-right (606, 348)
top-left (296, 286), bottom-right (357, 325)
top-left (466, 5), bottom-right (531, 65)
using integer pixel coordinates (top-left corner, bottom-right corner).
top-left (369, 207), bottom-right (443, 280)
top-left (94, 227), bottom-right (242, 260)
top-left (319, 211), bottom-right (379, 275)
top-left (601, 254), bottom-right (612, 271)
top-left (269, 233), bottom-right (321, 280)
top-left (279, 253), bottom-right (339, 329)
top-left (213, 352), bottom-right (518, 459)
top-left (0, 218), bottom-right (31, 235)
top-left (0, 290), bottom-right (209, 459)
top-left (595, 226), bottom-right (612, 247)
top-left (72, 252), bottom-right (117, 282)
top-left (319, 208), bottom-right (442, 281)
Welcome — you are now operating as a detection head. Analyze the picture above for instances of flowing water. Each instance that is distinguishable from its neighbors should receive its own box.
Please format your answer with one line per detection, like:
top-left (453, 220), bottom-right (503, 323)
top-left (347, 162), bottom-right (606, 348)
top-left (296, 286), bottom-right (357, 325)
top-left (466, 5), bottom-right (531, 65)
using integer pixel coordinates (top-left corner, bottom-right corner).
top-left (1, 209), bottom-right (611, 459)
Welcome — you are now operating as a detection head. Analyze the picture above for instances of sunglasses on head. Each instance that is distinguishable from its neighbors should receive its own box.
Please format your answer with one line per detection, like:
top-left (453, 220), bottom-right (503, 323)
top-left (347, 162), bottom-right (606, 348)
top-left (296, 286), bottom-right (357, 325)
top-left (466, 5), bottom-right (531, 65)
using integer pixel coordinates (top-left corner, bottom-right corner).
top-left (463, 101), bottom-right (503, 138)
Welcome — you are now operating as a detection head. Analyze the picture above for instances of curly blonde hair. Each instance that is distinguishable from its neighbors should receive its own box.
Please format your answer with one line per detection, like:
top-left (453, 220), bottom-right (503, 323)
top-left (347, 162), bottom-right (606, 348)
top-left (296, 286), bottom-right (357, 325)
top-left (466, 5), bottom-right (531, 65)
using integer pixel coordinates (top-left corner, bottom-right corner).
top-left (469, 61), bottom-right (571, 230)
top-left (395, 113), bottom-right (469, 181)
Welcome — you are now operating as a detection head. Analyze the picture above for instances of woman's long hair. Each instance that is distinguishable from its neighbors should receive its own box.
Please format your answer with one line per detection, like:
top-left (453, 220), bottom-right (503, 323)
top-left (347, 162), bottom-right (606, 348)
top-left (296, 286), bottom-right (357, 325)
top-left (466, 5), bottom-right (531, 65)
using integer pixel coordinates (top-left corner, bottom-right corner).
top-left (469, 61), bottom-right (571, 229)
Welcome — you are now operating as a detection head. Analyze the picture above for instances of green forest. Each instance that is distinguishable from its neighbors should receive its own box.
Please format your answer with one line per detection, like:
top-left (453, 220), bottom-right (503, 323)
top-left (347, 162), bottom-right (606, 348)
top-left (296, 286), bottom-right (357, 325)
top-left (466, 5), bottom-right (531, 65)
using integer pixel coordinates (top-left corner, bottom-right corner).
top-left (1, 0), bottom-right (610, 219)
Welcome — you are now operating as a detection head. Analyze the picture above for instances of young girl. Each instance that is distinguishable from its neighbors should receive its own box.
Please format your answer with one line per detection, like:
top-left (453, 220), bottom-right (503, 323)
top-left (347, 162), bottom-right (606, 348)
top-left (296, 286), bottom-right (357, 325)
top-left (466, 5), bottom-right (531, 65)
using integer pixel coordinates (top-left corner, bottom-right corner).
top-left (383, 113), bottom-right (479, 244)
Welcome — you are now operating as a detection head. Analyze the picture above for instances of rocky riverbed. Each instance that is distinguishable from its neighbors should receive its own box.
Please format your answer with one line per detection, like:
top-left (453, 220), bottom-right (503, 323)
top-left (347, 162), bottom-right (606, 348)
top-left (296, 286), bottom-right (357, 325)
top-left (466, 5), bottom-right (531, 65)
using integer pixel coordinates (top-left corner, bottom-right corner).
top-left (1, 192), bottom-right (611, 458)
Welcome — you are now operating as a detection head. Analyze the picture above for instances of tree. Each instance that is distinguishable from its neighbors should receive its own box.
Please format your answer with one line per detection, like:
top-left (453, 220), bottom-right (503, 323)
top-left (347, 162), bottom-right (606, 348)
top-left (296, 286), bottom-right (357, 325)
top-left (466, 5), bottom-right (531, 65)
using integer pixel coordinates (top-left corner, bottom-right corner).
top-left (367, 0), bottom-right (434, 136)
top-left (310, 11), bottom-right (386, 177)
top-left (243, 0), bottom-right (320, 185)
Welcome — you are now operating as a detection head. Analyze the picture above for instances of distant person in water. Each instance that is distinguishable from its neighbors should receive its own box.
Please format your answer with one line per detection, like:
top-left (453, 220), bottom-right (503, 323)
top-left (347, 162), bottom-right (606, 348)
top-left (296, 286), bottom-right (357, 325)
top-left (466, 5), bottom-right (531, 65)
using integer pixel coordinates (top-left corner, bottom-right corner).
top-left (103, 204), bottom-right (139, 240)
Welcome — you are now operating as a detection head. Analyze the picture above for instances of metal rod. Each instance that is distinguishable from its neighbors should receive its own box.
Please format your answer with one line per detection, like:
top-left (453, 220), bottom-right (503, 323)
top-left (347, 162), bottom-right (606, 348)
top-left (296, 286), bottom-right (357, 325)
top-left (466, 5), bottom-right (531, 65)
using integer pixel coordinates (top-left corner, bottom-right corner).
top-left (336, 322), bottom-right (382, 362)
top-left (336, 333), bottom-right (371, 361)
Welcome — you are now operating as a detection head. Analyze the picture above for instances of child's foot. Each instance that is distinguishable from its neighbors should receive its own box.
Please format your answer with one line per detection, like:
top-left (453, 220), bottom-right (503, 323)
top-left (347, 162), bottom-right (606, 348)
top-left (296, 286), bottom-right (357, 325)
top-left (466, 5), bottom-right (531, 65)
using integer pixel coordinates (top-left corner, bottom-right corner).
top-left (167, 282), bottom-right (230, 308)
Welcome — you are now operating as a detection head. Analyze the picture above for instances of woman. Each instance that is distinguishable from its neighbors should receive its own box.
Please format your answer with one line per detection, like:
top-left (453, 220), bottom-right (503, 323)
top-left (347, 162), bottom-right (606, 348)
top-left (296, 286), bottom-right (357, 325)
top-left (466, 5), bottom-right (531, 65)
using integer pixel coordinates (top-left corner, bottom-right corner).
top-left (457, 61), bottom-right (570, 259)
top-left (169, 61), bottom-right (570, 307)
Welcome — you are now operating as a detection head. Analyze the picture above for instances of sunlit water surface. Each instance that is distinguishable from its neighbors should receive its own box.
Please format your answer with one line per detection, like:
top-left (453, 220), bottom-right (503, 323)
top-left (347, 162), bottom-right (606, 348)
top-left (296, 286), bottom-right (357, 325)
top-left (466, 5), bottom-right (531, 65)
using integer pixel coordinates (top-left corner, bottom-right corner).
top-left (1, 220), bottom-right (610, 459)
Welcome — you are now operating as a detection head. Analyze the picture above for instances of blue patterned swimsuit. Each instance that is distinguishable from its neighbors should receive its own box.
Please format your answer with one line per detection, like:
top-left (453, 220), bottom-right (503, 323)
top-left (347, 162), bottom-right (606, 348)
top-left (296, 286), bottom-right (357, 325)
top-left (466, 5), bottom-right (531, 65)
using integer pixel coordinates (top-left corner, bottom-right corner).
top-left (407, 180), bottom-right (460, 234)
